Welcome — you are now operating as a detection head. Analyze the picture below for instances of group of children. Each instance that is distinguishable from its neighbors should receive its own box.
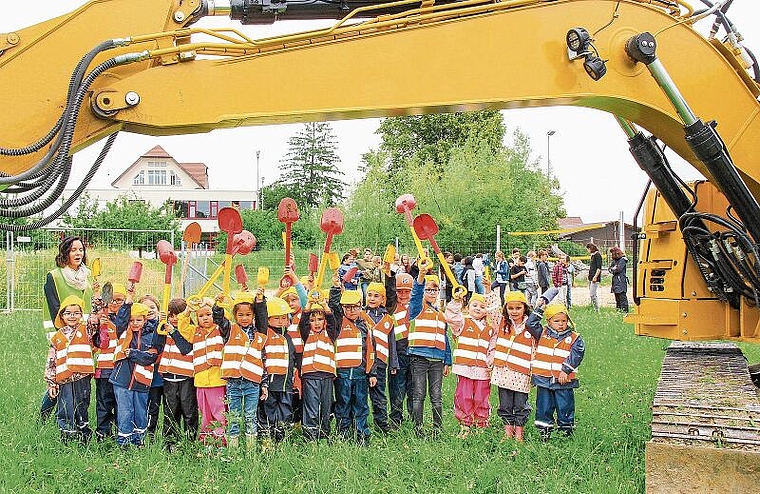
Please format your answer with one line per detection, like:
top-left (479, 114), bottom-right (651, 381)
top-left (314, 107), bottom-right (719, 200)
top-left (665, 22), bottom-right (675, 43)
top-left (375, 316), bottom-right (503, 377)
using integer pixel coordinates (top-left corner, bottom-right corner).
top-left (44, 251), bottom-right (585, 448)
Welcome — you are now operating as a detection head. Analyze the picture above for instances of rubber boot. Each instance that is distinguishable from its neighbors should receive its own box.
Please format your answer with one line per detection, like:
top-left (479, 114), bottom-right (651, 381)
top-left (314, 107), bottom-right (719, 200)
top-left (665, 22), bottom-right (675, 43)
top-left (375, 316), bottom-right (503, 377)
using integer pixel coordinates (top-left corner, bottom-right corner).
top-left (514, 426), bottom-right (524, 443)
top-left (500, 424), bottom-right (515, 443)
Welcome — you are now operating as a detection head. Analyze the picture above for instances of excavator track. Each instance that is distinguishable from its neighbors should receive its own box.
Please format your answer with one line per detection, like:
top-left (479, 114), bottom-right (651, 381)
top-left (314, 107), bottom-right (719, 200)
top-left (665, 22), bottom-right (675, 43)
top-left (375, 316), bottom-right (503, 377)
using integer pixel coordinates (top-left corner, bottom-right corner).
top-left (650, 342), bottom-right (760, 450)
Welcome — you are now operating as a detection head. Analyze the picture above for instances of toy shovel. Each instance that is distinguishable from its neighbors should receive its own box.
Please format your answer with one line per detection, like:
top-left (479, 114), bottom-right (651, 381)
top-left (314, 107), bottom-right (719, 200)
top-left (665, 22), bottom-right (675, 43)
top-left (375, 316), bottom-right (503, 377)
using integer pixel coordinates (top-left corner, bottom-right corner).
top-left (395, 194), bottom-right (430, 266)
top-left (257, 266), bottom-right (270, 290)
top-left (180, 222), bottom-right (201, 297)
top-left (413, 213), bottom-right (466, 298)
top-left (277, 197), bottom-right (300, 289)
top-left (156, 240), bottom-right (177, 335)
top-left (218, 207), bottom-right (244, 297)
top-left (313, 208), bottom-right (344, 296)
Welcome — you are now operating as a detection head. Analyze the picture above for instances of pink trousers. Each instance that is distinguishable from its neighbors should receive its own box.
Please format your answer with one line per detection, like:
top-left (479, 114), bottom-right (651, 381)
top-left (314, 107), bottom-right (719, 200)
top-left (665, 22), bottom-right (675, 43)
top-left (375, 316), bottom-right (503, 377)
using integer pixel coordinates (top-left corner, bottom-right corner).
top-left (454, 376), bottom-right (491, 427)
top-left (197, 386), bottom-right (227, 442)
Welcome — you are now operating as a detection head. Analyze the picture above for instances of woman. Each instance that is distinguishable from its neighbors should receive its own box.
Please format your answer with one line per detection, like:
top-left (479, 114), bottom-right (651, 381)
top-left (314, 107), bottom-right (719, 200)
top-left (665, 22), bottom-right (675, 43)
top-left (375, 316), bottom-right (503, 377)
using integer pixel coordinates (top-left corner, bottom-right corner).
top-left (492, 251), bottom-right (509, 307)
top-left (41, 236), bottom-right (95, 421)
top-left (398, 254), bottom-right (412, 274)
top-left (608, 246), bottom-right (629, 312)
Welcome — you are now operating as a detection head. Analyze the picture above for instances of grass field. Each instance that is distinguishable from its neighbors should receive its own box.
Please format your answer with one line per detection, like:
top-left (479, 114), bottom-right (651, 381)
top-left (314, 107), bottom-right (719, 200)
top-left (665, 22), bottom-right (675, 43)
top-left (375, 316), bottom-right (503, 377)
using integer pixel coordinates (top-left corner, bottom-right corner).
top-left (1, 309), bottom-right (758, 494)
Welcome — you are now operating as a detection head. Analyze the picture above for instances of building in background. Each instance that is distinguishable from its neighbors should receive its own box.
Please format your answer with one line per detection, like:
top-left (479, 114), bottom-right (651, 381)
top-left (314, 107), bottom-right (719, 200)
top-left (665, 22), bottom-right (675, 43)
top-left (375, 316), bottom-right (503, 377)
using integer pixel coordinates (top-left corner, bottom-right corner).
top-left (557, 217), bottom-right (637, 254)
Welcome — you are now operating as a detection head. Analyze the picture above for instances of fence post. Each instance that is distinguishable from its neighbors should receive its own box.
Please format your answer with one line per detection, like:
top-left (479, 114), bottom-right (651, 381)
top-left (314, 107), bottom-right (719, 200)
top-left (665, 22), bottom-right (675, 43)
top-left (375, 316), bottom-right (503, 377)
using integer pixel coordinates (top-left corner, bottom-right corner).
top-left (496, 225), bottom-right (501, 254)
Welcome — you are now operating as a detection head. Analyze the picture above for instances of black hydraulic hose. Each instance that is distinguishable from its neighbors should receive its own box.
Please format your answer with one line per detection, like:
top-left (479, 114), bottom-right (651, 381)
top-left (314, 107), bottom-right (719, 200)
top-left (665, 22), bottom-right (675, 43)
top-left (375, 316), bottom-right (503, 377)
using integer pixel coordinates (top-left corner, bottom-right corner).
top-left (631, 180), bottom-right (652, 306)
top-left (0, 56), bottom-right (121, 214)
top-left (0, 133), bottom-right (117, 232)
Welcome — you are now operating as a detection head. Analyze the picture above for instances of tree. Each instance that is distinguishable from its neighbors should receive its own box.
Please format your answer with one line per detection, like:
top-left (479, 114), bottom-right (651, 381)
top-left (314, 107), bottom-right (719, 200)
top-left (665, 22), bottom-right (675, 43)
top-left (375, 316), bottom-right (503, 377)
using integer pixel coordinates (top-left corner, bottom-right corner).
top-left (276, 122), bottom-right (346, 208)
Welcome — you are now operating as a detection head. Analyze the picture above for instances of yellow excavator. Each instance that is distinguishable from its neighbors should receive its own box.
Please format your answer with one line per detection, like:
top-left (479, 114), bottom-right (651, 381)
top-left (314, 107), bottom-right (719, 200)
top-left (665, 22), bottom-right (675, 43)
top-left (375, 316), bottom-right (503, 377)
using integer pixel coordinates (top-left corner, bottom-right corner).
top-left (2, 0), bottom-right (759, 489)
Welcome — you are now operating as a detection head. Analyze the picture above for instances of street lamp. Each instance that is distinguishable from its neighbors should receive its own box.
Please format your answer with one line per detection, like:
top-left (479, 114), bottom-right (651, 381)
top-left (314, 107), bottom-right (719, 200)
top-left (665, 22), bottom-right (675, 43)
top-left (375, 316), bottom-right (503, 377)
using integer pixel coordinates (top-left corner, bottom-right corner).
top-left (260, 176), bottom-right (265, 211)
top-left (546, 130), bottom-right (556, 180)
top-left (255, 150), bottom-right (260, 210)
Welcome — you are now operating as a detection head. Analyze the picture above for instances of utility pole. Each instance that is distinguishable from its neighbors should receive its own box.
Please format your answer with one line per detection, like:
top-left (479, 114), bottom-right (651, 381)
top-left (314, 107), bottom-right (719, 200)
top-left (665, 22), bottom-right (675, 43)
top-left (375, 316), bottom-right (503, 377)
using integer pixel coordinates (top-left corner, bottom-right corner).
top-left (255, 150), bottom-right (260, 210)
top-left (547, 130), bottom-right (556, 180)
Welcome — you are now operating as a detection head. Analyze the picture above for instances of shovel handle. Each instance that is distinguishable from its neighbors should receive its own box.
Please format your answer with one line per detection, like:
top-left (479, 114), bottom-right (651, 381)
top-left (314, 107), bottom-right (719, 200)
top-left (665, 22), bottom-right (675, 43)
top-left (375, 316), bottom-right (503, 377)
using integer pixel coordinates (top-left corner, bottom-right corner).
top-left (313, 254), bottom-right (329, 293)
top-left (194, 259), bottom-right (227, 300)
top-left (222, 253), bottom-right (233, 297)
top-left (409, 225), bottom-right (431, 266)
top-left (434, 250), bottom-right (465, 297)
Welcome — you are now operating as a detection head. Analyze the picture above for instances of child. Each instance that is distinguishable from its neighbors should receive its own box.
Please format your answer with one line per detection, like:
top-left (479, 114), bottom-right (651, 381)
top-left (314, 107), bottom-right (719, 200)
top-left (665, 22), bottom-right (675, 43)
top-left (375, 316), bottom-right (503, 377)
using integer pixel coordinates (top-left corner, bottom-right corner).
top-left (261, 297), bottom-right (297, 444)
top-left (490, 290), bottom-right (534, 442)
top-left (329, 284), bottom-right (377, 446)
top-left (44, 295), bottom-right (94, 443)
top-left (191, 297), bottom-right (227, 445)
top-left (407, 262), bottom-right (452, 437)
top-left (140, 293), bottom-right (165, 439)
top-left (362, 280), bottom-right (398, 434)
top-left (389, 273), bottom-right (413, 429)
top-left (215, 290), bottom-right (269, 449)
top-left (526, 288), bottom-right (585, 440)
top-left (510, 256), bottom-right (528, 293)
top-left (298, 296), bottom-right (338, 442)
top-left (158, 298), bottom-right (198, 447)
top-left (280, 285), bottom-right (305, 426)
top-left (110, 281), bottom-right (160, 447)
top-left (446, 292), bottom-right (495, 438)
top-left (91, 282), bottom-right (124, 441)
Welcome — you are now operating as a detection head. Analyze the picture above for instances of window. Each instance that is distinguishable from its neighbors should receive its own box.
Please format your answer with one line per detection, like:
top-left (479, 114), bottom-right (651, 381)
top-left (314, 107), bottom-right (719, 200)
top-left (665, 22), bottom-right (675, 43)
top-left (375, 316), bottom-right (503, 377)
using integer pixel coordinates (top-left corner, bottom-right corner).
top-left (170, 171), bottom-right (181, 186)
top-left (239, 201), bottom-right (253, 210)
top-left (133, 171), bottom-right (144, 185)
top-left (173, 201), bottom-right (189, 218)
top-left (189, 201), bottom-right (196, 218)
top-left (147, 169), bottom-right (167, 185)
top-left (196, 200), bottom-right (210, 218)
top-left (146, 161), bottom-right (166, 167)
top-left (218, 201), bottom-right (231, 209)
top-left (210, 201), bottom-right (218, 219)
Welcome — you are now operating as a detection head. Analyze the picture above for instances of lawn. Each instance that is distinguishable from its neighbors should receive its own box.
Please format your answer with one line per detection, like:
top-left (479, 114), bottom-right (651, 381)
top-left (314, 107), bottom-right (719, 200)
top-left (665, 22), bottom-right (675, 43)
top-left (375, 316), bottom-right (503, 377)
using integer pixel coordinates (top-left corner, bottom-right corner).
top-left (0, 308), bottom-right (755, 494)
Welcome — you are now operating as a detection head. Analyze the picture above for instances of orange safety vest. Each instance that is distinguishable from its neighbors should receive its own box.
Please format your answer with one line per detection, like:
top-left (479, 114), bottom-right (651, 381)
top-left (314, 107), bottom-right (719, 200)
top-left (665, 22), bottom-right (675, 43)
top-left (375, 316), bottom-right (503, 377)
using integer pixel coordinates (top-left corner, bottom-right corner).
top-left (452, 317), bottom-right (493, 368)
top-left (95, 321), bottom-right (118, 370)
top-left (113, 328), bottom-right (155, 386)
top-left (393, 306), bottom-right (409, 341)
top-left (408, 306), bottom-right (447, 351)
top-left (287, 311), bottom-right (304, 354)
top-left (264, 328), bottom-right (290, 376)
top-left (335, 318), bottom-right (374, 372)
top-left (158, 333), bottom-right (195, 377)
top-left (492, 320), bottom-right (535, 376)
top-left (192, 325), bottom-right (224, 373)
top-left (221, 324), bottom-right (266, 383)
top-left (301, 329), bottom-right (336, 376)
top-left (363, 312), bottom-right (394, 364)
top-left (50, 325), bottom-right (94, 383)
top-left (532, 331), bottom-right (579, 380)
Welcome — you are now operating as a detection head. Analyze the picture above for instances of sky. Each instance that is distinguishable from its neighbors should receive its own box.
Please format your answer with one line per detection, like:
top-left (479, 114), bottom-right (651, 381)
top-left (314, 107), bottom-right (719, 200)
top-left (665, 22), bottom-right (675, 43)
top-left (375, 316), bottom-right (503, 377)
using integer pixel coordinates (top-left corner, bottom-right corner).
top-left (3, 1), bottom-right (759, 224)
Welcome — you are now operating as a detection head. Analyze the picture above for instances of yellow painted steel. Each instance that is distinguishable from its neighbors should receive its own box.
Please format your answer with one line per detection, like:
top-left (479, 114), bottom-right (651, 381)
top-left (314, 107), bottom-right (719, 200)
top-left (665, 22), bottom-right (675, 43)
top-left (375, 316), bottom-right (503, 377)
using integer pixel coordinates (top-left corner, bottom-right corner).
top-left (2, 0), bottom-right (760, 342)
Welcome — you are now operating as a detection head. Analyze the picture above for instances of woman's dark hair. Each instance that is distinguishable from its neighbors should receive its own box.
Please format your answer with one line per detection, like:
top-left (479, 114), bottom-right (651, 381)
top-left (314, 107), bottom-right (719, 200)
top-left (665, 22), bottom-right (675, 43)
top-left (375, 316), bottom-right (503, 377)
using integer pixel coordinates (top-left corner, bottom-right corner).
top-left (463, 256), bottom-right (473, 266)
top-left (609, 246), bottom-right (624, 260)
top-left (168, 298), bottom-right (187, 315)
top-left (55, 236), bottom-right (87, 268)
top-left (342, 253), bottom-right (351, 263)
top-left (586, 243), bottom-right (598, 253)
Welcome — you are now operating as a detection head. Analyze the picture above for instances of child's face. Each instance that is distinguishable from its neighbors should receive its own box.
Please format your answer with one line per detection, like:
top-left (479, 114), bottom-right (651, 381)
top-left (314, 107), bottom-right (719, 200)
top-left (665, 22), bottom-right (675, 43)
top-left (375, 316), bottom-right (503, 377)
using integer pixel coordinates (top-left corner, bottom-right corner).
top-left (108, 293), bottom-right (126, 314)
top-left (423, 284), bottom-right (438, 304)
top-left (197, 306), bottom-right (214, 328)
top-left (284, 295), bottom-right (301, 313)
top-left (469, 299), bottom-right (486, 319)
top-left (141, 298), bottom-right (158, 320)
top-left (341, 304), bottom-right (361, 321)
top-left (506, 301), bottom-right (526, 321)
top-left (269, 314), bottom-right (289, 328)
top-left (548, 313), bottom-right (569, 332)
top-left (129, 314), bottom-right (146, 331)
top-left (366, 291), bottom-right (384, 309)
top-left (396, 288), bottom-right (411, 306)
top-left (309, 311), bottom-right (326, 332)
top-left (234, 303), bottom-right (254, 327)
top-left (168, 312), bottom-right (179, 328)
top-left (61, 304), bottom-right (83, 327)
top-left (516, 259), bottom-right (524, 266)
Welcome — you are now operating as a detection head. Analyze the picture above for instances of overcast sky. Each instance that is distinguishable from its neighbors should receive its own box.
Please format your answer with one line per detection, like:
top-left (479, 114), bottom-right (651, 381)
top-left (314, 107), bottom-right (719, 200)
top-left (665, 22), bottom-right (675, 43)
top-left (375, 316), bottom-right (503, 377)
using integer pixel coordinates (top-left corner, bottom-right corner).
top-left (3, 1), bottom-right (758, 224)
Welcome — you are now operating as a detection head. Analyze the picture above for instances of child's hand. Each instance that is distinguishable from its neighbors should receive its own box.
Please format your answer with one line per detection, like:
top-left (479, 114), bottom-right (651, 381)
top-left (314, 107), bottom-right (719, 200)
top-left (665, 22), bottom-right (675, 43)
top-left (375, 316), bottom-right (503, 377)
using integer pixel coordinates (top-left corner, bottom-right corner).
top-left (558, 371), bottom-right (570, 385)
top-left (48, 384), bottom-right (59, 399)
top-left (260, 387), bottom-right (269, 401)
top-left (332, 273), bottom-right (341, 287)
top-left (369, 376), bottom-right (378, 388)
top-left (255, 287), bottom-right (264, 302)
top-left (125, 348), bottom-right (132, 358)
top-left (443, 365), bottom-right (451, 377)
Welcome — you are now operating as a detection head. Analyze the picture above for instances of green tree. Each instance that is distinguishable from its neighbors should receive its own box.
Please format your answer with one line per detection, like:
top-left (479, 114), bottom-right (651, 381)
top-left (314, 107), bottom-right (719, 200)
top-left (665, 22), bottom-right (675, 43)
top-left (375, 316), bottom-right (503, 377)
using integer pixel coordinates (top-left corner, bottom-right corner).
top-left (276, 122), bottom-right (345, 208)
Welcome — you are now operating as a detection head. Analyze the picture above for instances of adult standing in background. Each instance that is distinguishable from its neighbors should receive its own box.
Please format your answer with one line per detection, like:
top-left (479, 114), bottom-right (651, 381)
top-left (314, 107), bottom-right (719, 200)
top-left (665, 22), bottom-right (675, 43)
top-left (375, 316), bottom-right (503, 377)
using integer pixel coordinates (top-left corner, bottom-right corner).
top-left (524, 251), bottom-right (539, 307)
top-left (41, 236), bottom-right (95, 421)
top-left (609, 247), bottom-right (629, 312)
top-left (493, 251), bottom-right (510, 307)
top-left (472, 254), bottom-right (485, 295)
top-left (536, 250), bottom-right (551, 297)
top-left (586, 243), bottom-right (602, 311)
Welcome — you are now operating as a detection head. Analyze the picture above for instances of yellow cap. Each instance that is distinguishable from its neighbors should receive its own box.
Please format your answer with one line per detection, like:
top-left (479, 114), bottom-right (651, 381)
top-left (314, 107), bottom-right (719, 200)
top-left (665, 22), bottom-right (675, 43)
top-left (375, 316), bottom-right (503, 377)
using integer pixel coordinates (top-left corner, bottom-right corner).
top-left (232, 291), bottom-right (255, 307)
top-left (280, 287), bottom-right (299, 301)
top-left (55, 295), bottom-right (84, 328)
top-left (300, 276), bottom-right (310, 286)
top-left (424, 274), bottom-right (440, 287)
top-left (111, 283), bottom-right (127, 296)
top-left (340, 290), bottom-right (362, 306)
top-left (469, 293), bottom-right (486, 305)
top-left (266, 297), bottom-right (293, 317)
top-left (367, 282), bottom-right (386, 298)
top-left (544, 303), bottom-right (573, 326)
top-left (130, 302), bottom-right (150, 317)
top-left (309, 302), bottom-right (326, 312)
top-left (504, 291), bottom-right (528, 306)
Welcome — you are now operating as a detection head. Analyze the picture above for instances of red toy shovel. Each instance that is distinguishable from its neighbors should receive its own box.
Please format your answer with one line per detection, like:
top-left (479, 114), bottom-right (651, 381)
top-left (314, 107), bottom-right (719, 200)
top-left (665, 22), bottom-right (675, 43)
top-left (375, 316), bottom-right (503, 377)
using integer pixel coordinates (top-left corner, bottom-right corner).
top-left (395, 194), bottom-right (430, 265)
top-left (277, 197), bottom-right (300, 289)
top-left (313, 208), bottom-right (344, 295)
top-left (218, 207), bottom-right (244, 296)
top-left (156, 240), bottom-right (177, 335)
top-left (413, 213), bottom-right (466, 298)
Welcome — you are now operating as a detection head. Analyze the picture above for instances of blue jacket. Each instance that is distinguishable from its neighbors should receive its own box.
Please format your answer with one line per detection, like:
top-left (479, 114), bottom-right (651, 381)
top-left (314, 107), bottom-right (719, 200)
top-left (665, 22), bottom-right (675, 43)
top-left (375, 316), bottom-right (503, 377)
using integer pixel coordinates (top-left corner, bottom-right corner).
top-left (525, 305), bottom-right (585, 390)
top-left (330, 286), bottom-right (378, 378)
top-left (109, 302), bottom-right (162, 393)
top-left (408, 279), bottom-right (452, 366)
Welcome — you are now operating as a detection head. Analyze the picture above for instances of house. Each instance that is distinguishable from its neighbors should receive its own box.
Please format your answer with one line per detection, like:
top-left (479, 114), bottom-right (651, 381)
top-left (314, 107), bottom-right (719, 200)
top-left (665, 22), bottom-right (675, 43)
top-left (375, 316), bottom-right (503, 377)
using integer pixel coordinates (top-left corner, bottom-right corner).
top-left (557, 217), bottom-right (638, 253)
top-left (60, 145), bottom-right (258, 244)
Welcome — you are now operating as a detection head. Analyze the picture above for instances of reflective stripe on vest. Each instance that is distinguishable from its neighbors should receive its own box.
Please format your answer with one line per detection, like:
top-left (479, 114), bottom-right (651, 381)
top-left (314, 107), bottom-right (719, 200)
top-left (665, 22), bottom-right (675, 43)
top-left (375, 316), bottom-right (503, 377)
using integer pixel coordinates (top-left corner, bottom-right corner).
top-left (158, 334), bottom-right (195, 377)
top-left (365, 313), bottom-right (394, 364)
top-left (452, 318), bottom-right (493, 368)
top-left (192, 326), bottom-right (224, 373)
top-left (492, 320), bottom-right (534, 375)
top-left (95, 323), bottom-right (118, 370)
top-left (408, 307), bottom-right (446, 351)
top-left (50, 325), bottom-right (94, 382)
top-left (532, 332), bottom-right (579, 379)
top-left (336, 318), bottom-right (374, 372)
top-left (113, 328), bottom-right (154, 386)
top-left (301, 330), bottom-right (336, 375)
top-left (221, 325), bottom-right (266, 383)
top-left (393, 307), bottom-right (409, 341)
top-left (287, 312), bottom-right (303, 354)
top-left (264, 329), bottom-right (289, 376)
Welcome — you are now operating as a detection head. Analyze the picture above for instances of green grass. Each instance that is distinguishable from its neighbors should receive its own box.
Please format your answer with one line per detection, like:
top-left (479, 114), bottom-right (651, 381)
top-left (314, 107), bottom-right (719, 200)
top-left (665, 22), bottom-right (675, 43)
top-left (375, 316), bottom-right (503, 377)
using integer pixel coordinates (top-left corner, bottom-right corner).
top-left (3, 308), bottom-right (748, 494)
